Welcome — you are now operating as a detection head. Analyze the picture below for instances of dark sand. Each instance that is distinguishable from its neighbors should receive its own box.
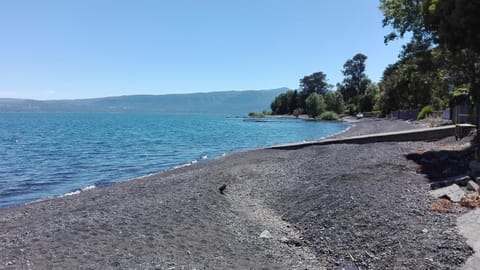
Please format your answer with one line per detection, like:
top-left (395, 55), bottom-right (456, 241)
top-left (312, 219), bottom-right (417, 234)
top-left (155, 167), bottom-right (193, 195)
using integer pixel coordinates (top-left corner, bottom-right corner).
top-left (0, 118), bottom-right (473, 269)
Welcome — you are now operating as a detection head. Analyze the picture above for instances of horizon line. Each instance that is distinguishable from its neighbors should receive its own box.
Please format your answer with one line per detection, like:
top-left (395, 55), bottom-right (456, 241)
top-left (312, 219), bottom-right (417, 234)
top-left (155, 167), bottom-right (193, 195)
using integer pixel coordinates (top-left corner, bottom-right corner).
top-left (0, 87), bottom-right (290, 101)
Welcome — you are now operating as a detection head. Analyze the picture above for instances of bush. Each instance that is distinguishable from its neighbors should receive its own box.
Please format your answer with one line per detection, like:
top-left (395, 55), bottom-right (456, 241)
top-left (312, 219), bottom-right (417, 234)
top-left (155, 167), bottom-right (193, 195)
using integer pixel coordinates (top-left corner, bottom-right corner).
top-left (292, 108), bottom-right (304, 118)
top-left (324, 91), bottom-right (345, 114)
top-left (248, 112), bottom-right (265, 117)
top-left (345, 104), bottom-right (357, 115)
top-left (262, 110), bottom-right (272, 116)
top-left (316, 111), bottom-right (340, 121)
top-left (305, 93), bottom-right (326, 117)
top-left (417, 105), bottom-right (433, 120)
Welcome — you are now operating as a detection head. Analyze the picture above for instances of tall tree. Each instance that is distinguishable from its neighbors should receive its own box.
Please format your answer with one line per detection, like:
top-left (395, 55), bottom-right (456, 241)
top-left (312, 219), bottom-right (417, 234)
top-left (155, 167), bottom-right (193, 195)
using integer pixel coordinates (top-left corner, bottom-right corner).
top-left (270, 90), bottom-right (298, 115)
top-left (339, 53), bottom-right (369, 111)
top-left (423, 0), bottom-right (480, 120)
top-left (300, 72), bottom-right (330, 96)
top-left (381, 0), bottom-right (480, 122)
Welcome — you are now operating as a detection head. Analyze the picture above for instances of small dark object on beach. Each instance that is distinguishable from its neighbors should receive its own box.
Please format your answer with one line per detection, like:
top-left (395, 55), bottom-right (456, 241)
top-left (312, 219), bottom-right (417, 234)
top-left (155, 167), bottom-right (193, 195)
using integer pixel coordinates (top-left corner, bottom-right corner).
top-left (219, 184), bottom-right (227, 194)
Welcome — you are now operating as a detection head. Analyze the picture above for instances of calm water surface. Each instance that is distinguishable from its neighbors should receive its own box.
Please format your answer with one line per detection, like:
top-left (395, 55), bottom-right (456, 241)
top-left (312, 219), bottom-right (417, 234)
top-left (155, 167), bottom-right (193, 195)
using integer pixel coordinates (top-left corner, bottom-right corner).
top-left (0, 113), bottom-right (349, 208)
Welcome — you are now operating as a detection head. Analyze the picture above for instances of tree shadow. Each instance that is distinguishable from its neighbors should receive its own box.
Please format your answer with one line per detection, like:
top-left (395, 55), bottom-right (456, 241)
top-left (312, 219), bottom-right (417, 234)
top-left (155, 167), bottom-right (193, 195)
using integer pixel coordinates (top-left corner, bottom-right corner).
top-left (405, 139), bottom-right (476, 184)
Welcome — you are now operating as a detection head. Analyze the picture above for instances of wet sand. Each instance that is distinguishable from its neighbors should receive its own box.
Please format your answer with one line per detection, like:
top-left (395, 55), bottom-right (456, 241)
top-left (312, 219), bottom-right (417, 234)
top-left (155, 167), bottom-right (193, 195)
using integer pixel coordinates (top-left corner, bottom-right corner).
top-left (0, 118), bottom-right (473, 269)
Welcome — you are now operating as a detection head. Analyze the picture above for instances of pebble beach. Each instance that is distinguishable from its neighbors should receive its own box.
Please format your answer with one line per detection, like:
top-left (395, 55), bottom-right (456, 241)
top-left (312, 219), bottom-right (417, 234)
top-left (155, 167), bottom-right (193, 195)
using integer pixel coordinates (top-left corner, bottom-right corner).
top-left (0, 118), bottom-right (473, 269)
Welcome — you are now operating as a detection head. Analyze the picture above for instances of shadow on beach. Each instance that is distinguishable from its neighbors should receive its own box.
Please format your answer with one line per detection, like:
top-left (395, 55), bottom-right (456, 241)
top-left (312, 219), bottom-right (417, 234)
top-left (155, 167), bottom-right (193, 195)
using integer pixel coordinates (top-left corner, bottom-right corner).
top-left (405, 136), bottom-right (476, 183)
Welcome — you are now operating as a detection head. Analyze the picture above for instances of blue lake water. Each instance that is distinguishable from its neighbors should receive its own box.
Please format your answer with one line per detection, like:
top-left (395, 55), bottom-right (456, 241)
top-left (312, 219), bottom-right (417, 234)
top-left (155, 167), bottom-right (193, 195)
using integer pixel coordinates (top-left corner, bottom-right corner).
top-left (0, 113), bottom-right (349, 208)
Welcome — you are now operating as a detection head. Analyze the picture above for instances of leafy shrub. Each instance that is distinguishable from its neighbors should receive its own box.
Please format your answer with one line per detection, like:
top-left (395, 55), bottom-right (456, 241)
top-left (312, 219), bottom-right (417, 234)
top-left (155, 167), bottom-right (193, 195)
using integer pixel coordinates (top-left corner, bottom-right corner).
top-left (316, 111), bottom-right (340, 121)
top-left (431, 97), bottom-right (448, 110)
top-left (248, 112), bottom-right (265, 117)
top-left (324, 91), bottom-right (345, 114)
top-left (292, 108), bottom-right (304, 118)
top-left (345, 104), bottom-right (357, 115)
top-left (262, 110), bottom-right (272, 116)
top-left (305, 93), bottom-right (326, 117)
top-left (417, 105), bottom-right (433, 120)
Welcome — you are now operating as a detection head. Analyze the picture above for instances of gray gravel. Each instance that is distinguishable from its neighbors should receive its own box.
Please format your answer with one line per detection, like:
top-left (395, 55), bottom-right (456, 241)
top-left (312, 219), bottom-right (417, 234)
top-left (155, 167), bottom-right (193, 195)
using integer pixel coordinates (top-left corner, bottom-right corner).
top-left (0, 118), bottom-right (473, 269)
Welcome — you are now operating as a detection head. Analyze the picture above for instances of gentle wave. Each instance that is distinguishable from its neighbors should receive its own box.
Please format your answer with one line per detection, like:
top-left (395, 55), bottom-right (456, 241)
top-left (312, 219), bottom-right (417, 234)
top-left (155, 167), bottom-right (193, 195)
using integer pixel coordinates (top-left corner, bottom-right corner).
top-left (60, 185), bottom-right (96, 198)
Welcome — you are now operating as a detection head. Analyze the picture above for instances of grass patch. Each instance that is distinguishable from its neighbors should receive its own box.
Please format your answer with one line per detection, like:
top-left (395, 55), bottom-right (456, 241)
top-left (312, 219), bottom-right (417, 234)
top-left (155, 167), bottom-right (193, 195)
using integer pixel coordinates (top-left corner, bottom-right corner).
top-left (417, 105), bottom-right (433, 120)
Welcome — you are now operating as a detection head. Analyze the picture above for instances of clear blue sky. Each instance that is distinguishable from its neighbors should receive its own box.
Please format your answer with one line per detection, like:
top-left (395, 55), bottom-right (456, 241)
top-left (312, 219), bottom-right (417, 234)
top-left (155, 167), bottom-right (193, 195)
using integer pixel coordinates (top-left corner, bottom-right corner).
top-left (0, 0), bottom-right (406, 100)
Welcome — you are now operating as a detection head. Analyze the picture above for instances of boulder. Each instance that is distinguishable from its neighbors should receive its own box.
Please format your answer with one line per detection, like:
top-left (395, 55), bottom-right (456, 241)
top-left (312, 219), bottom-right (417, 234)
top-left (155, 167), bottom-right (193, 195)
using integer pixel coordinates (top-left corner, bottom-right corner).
top-left (429, 184), bottom-right (465, 203)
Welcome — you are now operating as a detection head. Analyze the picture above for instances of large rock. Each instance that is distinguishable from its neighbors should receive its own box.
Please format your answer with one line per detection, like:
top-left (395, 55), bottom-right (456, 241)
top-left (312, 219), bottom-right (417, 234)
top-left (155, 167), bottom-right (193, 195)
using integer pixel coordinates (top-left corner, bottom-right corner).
top-left (430, 184), bottom-right (465, 202)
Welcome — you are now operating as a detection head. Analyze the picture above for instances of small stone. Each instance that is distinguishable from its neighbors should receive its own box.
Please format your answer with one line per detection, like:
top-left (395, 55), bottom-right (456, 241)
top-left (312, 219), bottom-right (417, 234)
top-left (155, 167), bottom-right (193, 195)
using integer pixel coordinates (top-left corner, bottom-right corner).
top-left (422, 228), bottom-right (429, 233)
top-left (218, 184), bottom-right (226, 194)
top-left (280, 236), bottom-right (303, 246)
top-left (280, 236), bottom-right (289, 243)
top-left (259, 230), bottom-right (272, 239)
top-left (467, 180), bottom-right (479, 191)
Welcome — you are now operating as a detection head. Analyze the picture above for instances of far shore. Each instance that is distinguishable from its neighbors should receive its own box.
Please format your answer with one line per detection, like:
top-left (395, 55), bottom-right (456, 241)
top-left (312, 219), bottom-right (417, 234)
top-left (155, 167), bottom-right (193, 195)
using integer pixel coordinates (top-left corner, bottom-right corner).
top-left (0, 118), bottom-right (473, 269)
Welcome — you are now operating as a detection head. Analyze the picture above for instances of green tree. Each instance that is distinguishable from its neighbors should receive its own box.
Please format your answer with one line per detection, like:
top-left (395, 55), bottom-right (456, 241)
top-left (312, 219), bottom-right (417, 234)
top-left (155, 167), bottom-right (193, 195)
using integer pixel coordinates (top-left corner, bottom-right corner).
top-left (305, 93), bottom-right (325, 118)
top-left (289, 90), bottom-right (299, 114)
top-left (373, 90), bottom-right (386, 114)
top-left (324, 91), bottom-right (345, 114)
top-left (423, 0), bottom-right (480, 54)
top-left (378, 63), bottom-right (408, 113)
top-left (359, 82), bottom-right (379, 112)
top-left (338, 53), bottom-right (369, 110)
top-left (423, 0), bottom-right (480, 123)
top-left (300, 72), bottom-right (330, 96)
top-left (380, 0), bottom-right (480, 121)
top-left (270, 89), bottom-right (305, 115)
top-left (379, 0), bottom-right (430, 45)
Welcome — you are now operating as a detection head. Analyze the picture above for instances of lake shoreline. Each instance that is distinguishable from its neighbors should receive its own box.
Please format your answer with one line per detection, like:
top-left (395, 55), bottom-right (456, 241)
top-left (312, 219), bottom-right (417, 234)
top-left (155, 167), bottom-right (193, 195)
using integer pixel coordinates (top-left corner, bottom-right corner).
top-left (0, 118), bottom-right (473, 269)
top-left (0, 113), bottom-right (348, 209)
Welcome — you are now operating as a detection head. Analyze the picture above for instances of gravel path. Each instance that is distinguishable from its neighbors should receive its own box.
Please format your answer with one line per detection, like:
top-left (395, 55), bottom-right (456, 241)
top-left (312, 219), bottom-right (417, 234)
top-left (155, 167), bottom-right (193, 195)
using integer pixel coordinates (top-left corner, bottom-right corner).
top-left (0, 118), bottom-right (473, 269)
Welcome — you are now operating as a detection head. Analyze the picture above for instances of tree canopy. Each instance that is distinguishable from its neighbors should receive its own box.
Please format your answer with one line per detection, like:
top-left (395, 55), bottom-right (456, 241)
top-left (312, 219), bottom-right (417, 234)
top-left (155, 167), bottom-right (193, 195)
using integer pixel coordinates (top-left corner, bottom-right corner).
top-left (338, 53), bottom-right (369, 104)
top-left (270, 69), bottom-right (345, 117)
top-left (379, 0), bottom-right (480, 119)
top-left (270, 1), bottom-right (480, 122)
top-left (271, 53), bottom-right (374, 117)
top-left (423, 0), bottom-right (480, 54)
top-left (300, 72), bottom-right (330, 96)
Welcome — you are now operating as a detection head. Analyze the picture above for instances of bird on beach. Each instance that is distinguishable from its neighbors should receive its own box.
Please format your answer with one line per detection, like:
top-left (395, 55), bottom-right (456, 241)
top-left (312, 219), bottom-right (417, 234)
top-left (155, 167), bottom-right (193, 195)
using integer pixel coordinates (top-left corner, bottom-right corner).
top-left (219, 184), bottom-right (227, 194)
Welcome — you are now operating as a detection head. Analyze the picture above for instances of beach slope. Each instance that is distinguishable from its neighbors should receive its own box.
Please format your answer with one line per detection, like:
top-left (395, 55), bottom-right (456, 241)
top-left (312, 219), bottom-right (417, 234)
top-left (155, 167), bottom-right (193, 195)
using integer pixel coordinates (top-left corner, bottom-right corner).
top-left (0, 119), bottom-right (472, 269)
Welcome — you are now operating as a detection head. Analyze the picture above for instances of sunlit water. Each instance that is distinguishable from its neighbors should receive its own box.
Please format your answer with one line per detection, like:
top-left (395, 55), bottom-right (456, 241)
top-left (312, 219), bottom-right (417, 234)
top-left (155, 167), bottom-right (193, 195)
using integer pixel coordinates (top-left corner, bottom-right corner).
top-left (0, 113), bottom-right (349, 208)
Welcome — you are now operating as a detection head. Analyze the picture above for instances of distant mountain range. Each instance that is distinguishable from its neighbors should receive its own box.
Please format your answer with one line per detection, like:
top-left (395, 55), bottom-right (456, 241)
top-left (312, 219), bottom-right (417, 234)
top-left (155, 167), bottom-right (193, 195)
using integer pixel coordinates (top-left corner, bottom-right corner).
top-left (0, 88), bottom-right (287, 115)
